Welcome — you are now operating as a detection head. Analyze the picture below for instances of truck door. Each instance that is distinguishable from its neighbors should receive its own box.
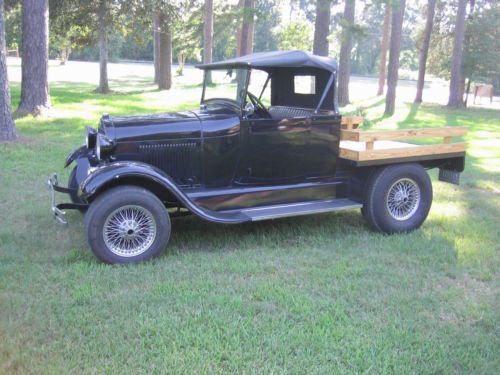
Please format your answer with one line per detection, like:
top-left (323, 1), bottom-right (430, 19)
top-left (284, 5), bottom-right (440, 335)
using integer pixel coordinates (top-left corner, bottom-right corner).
top-left (236, 117), bottom-right (310, 184)
top-left (305, 114), bottom-right (341, 178)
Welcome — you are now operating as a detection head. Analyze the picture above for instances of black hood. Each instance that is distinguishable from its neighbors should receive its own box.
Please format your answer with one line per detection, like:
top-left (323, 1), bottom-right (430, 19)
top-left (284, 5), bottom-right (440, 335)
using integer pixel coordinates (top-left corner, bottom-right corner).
top-left (100, 111), bottom-right (202, 142)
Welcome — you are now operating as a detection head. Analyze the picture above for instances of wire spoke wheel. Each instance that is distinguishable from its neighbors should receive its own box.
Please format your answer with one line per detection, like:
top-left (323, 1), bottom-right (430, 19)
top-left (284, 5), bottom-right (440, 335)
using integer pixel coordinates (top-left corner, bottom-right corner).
top-left (103, 205), bottom-right (157, 257)
top-left (386, 178), bottom-right (421, 221)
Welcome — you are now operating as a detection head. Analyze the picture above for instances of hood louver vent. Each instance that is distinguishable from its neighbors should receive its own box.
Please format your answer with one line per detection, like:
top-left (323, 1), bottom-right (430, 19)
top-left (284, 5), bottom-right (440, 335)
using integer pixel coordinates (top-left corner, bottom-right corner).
top-left (139, 142), bottom-right (200, 185)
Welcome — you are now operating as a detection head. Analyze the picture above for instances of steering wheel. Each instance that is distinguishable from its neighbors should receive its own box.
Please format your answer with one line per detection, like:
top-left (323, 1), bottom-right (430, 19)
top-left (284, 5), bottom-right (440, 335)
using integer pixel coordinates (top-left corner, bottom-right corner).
top-left (246, 91), bottom-right (272, 119)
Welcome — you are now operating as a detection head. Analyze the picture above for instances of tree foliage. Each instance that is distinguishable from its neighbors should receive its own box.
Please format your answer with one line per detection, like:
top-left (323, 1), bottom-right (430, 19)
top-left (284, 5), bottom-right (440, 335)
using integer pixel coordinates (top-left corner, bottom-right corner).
top-left (48, 0), bottom-right (125, 63)
top-left (4, 0), bottom-right (19, 50)
top-left (254, 0), bottom-right (280, 52)
top-left (1, 0), bottom-right (496, 102)
top-left (462, 1), bottom-right (500, 84)
top-left (173, 1), bottom-right (203, 74)
top-left (277, 19), bottom-right (313, 51)
top-left (429, 0), bottom-right (499, 86)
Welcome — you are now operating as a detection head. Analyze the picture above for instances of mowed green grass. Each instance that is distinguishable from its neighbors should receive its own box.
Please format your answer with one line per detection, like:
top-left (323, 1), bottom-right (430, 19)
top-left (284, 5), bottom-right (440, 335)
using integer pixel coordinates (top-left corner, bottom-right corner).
top-left (1, 77), bottom-right (499, 374)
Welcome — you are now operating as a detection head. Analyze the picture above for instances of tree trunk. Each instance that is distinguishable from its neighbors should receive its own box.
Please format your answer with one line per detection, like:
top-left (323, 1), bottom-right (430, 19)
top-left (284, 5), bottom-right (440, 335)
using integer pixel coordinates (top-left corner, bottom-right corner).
top-left (464, 77), bottom-right (471, 107)
top-left (96, 0), bottom-right (109, 94)
top-left (236, 0), bottom-right (244, 56)
top-left (238, 0), bottom-right (255, 57)
top-left (337, 0), bottom-right (355, 106)
top-left (246, 7), bottom-right (254, 55)
top-left (158, 12), bottom-right (172, 91)
top-left (0, 0), bottom-right (15, 141)
top-left (17, 0), bottom-right (50, 116)
top-left (414, 0), bottom-right (436, 103)
top-left (384, 0), bottom-right (406, 115)
top-left (458, 76), bottom-right (465, 104)
top-left (377, 3), bottom-right (391, 96)
top-left (59, 47), bottom-right (71, 65)
top-left (313, 0), bottom-right (331, 56)
top-left (177, 52), bottom-right (185, 76)
top-left (203, 0), bottom-right (213, 84)
top-left (153, 14), bottom-right (160, 84)
top-left (447, 0), bottom-right (467, 108)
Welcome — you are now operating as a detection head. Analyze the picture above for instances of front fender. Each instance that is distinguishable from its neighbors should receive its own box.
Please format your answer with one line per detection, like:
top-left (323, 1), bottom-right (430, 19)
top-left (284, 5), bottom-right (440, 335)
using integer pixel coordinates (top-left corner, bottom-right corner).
top-left (64, 144), bottom-right (89, 168)
top-left (79, 162), bottom-right (182, 199)
top-left (78, 161), bottom-right (249, 224)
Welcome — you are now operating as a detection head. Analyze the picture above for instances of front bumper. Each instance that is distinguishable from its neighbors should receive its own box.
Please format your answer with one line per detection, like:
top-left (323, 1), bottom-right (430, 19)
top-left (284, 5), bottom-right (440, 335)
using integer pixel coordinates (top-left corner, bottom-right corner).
top-left (47, 174), bottom-right (87, 225)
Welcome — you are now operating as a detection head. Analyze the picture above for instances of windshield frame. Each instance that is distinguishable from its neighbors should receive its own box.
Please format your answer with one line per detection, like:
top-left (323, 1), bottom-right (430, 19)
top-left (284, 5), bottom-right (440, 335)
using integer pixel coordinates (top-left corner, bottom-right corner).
top-left (200, 68), bottom-right (251, 109)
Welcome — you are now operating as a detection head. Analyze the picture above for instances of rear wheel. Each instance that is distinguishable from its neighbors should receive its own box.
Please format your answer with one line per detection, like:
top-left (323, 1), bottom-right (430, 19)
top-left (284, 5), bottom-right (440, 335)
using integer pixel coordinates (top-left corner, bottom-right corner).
top-left (362, 163), bottom-right (432, 233)
top-left (85, 185), bottom-right (171, 264)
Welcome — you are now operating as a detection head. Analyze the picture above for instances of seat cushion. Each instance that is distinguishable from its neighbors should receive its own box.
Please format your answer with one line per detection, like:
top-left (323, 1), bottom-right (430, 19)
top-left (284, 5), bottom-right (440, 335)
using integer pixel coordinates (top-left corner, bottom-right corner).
top-left (268, 106), bottom-right (314, 119)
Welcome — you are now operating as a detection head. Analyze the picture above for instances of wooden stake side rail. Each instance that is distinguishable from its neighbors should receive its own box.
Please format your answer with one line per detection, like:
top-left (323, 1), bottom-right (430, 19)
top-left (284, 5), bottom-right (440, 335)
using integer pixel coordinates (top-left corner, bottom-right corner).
top-left (339, 116), bottom-right (467, 162)
top-left (340, 116), bottom-right (364, 130)
top-left (341, 126), bottom-right (467, 142)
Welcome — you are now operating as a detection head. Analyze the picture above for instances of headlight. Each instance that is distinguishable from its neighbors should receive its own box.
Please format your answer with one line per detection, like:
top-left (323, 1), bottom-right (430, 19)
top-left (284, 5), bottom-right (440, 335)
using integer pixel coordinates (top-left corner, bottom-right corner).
top-left (85, 126), bottom-right (97, 149)
top-left (95, 133), bottom-right (114, 160)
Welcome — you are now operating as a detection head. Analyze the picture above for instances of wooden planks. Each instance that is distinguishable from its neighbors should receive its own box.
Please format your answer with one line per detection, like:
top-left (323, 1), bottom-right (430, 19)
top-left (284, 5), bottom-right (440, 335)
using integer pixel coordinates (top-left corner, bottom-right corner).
top-left (337, 118), bottom-right (467, 163)
top-left (341, 126), bottom-right (467, 142)
top-left (339, 141), bottom-right (466, 162)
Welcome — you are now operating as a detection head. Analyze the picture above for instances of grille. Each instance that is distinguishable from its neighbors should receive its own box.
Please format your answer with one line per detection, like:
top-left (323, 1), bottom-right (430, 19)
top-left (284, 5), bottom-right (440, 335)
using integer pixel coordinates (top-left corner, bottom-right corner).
top-left (139, 142), bottom-right (200, 184)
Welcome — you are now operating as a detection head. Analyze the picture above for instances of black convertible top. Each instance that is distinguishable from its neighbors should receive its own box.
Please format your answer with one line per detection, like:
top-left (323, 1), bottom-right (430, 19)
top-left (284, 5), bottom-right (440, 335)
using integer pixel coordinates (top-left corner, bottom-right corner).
top-left (197, 50), bottom-right (338, 74)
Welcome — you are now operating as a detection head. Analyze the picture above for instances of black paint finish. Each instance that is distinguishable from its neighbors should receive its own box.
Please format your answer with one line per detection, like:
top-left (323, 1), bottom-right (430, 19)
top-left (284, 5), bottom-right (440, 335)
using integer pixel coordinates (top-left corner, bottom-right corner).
top-left (61, 61), bottom-right (464, 224)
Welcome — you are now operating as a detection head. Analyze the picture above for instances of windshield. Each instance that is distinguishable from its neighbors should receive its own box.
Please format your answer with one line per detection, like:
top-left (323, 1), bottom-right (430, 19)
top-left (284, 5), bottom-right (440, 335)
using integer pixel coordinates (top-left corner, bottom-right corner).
top-left (202, 68), bottom-right (249, 106)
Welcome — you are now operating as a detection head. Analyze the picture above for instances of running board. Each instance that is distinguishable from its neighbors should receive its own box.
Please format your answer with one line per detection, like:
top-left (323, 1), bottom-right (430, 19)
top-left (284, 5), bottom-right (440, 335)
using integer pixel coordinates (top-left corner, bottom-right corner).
top-left (239, 198), bottom-right (362, 221)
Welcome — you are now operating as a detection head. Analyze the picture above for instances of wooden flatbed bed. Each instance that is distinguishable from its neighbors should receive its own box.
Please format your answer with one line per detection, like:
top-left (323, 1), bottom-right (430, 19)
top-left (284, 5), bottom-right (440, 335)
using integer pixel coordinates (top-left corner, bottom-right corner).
top-left (339, 117), bottom-right (467, 165)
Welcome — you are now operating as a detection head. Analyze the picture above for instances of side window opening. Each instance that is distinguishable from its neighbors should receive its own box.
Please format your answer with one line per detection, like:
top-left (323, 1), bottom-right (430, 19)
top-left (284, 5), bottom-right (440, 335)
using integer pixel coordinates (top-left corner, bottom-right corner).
top-left (294, 75), bottom-right (316, 95)
top-left (247, 70), bottom-right (271, 106)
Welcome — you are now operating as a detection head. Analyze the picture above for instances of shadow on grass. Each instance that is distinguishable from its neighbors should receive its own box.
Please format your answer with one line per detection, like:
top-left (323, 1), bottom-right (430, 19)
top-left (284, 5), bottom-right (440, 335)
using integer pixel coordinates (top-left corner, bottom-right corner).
top-left (394, 102), bottom-right (500, 130)
top-left (176, 82), bottom-right (204, 90)
top-left (61, 207), bottom-right (460, 272)
top-left (164, 208), bottom-right (456, 259)
top-left (362, 111), bottom-right (392, 130)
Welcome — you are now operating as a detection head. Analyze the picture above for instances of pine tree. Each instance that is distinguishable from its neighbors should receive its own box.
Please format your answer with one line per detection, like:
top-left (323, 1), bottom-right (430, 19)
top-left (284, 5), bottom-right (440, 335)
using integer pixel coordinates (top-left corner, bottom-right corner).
top-left (384, 0), bottom-right (406, 115)
top-left (0, 0), bottom-right (16, 140)
top-left (17, 0), bottom-right (50, 116)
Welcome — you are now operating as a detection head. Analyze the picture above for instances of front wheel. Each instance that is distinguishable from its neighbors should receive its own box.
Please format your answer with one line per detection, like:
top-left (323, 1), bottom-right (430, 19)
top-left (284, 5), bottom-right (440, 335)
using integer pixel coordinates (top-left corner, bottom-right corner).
top-left (362, 163), bottom-right (432, 234)
top-left (85, 186), bottom-right (171, 264)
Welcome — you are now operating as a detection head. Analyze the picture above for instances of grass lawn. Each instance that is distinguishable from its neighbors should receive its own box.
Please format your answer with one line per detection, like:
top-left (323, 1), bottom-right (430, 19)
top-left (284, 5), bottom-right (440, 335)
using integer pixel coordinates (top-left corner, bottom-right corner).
top-left (1, 73), bottom-right (499, 374)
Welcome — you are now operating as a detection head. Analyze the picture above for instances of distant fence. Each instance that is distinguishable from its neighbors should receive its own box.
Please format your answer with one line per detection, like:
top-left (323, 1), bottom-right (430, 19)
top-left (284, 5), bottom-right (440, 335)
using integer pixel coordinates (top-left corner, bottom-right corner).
top-left (474, 84), bottom-right (494, 104)
top-left (6, 48), bottom-right (19, 57)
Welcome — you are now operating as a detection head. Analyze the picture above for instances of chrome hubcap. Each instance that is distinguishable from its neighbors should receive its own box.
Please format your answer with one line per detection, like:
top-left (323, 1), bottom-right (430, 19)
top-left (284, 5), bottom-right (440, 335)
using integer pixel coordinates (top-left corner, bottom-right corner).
top-left (386, 178), bottom-right (421, 221)
top-left (103, 205), bottom-right (156, 257)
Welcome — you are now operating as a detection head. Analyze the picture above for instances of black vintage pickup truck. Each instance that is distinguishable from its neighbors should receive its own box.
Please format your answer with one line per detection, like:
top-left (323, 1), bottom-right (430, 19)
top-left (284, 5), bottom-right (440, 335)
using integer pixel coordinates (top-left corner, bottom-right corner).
top-left (48, 51), bottom-right (466, 264)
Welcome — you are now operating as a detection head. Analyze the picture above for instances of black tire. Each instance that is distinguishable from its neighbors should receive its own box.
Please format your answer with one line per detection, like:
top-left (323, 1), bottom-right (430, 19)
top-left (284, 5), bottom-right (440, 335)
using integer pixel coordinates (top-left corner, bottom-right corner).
top-left (84, 185), bottom-right (171, 264)
top-left (361, 163), bottom-right (432, 234)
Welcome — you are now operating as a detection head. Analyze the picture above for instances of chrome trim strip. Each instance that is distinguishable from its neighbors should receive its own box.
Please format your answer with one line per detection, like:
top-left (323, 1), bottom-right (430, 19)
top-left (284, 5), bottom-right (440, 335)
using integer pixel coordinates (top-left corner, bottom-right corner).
top-left (243, 199), bottom-right (363, 221)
